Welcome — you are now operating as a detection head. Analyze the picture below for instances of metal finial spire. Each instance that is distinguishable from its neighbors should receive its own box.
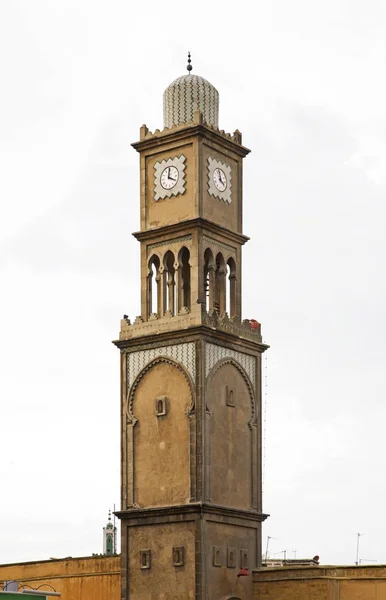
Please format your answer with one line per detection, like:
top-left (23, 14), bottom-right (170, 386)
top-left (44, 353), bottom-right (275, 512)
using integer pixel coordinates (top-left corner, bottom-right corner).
top-left (108, 509), bottom-right (111, 522)
top-left (187, 52), bottom-right (192, 73)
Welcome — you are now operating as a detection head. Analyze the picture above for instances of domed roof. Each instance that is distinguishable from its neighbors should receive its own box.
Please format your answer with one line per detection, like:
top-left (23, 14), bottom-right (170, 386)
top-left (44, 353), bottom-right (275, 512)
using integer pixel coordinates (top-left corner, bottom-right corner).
top-left (163, 73), bottom-right (219, 129)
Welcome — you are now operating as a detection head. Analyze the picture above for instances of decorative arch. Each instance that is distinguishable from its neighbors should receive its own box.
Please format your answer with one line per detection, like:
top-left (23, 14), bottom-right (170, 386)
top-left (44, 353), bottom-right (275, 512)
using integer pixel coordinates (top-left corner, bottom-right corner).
top-left (206, 357), bottom-right (256, 425)
top-left (204, 247), bottom-right (215, 311)
top-left (178, 246), bottom-right (191, 311)
top-left (163, 250), bottom-right (176, 315)
top-left (226, 256), bottom-right (237, 318)
top-left (147, 254), bottom-right (161, 318)
top-left (205, 357), bottom-right (259, 509)
top-left (215, 252), bottom-right (226, 314)
top-left (127, 356), bottom-right (195, 422)
top-left (124, 356), bottom-right (197, 507)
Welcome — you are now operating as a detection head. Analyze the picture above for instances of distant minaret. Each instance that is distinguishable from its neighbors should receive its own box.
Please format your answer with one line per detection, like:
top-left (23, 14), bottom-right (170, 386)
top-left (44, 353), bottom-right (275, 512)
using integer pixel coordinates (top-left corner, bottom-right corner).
top-left (103, 510), bottom-right (117, 555)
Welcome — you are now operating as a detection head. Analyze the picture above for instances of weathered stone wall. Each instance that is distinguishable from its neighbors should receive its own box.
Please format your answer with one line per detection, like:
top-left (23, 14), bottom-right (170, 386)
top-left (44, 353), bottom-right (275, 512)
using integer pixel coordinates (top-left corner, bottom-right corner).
top-left (132, 361), bottom-right (192, 508)
top-left (253, 565), bottom-right (386, 600)
top-left (0, 555), bottom-right (120, 599)
top-left (205, 520), bottom-right (256, 600)
top-left (207, 362), bottom-right (253, 510)
top-left (128, 521), bottom-right (196, 600)
top-left (4, 556), bottom-right (386, 600)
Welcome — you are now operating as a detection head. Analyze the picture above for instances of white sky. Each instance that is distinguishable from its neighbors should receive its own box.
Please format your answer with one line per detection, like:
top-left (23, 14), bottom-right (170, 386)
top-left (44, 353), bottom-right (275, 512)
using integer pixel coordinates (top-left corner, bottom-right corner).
top-left (1, 0), bottom-right (386, 567)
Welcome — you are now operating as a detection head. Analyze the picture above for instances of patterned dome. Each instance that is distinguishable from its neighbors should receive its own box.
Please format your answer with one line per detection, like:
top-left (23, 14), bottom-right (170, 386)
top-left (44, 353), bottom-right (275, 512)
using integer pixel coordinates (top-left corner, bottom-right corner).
top-left (163, 74), bottom-right (219, 129)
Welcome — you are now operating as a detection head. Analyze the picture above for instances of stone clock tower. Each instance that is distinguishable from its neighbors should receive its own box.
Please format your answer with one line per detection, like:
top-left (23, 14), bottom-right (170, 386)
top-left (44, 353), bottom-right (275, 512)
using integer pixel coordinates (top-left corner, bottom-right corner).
top-left (114, 58), bottom-right (268, 600)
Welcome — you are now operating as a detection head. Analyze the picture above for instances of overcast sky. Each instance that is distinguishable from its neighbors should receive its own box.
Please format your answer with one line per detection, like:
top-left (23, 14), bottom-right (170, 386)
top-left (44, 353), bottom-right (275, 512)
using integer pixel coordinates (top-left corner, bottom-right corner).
top-left (1, 0), bottom-right (386, 567)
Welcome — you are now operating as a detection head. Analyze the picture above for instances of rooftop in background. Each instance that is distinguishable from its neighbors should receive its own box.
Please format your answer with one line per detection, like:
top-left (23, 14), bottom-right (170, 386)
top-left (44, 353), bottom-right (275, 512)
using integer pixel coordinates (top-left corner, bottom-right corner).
top-left (262, 557), bottom-right (320, 568)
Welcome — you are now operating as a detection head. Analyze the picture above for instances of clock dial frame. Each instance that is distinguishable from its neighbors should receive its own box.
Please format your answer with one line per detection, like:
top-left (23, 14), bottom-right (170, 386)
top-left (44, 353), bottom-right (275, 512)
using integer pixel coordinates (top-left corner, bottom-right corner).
top-left (153, 155), bottom-right (186, 201)
top-left (213, 167), bottom-right (227, 192)
top-left (207, 157), bottom-right (232, 203)
top-left (160, 166), bottom-right (179, 190)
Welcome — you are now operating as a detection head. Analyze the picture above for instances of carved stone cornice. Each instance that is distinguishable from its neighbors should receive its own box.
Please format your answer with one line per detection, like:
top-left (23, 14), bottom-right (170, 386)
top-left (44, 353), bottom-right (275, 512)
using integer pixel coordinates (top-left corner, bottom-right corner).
top-left (114, 325), bottom-right (269, 354)
top-left (115, 502), bottom-right (269, 525)
top-left (132, 217), bottom-right (249, 246)
top-left (132, 121), bottom-right (250, 159)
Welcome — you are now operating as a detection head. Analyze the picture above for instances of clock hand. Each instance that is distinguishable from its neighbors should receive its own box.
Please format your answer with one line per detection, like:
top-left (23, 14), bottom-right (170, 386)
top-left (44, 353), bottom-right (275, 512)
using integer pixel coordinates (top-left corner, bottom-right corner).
top-left (168, 169), bottom-right (177, 181)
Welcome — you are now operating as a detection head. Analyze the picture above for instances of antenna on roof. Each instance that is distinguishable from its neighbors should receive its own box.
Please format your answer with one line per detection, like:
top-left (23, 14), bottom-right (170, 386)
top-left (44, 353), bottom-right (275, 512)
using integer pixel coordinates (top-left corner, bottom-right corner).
top-left (359, 558), bottom-right (377, 564)
top-left (265, 536), bottom-right (275, 560)
top-left (355, 533), bottom-right (364, 565)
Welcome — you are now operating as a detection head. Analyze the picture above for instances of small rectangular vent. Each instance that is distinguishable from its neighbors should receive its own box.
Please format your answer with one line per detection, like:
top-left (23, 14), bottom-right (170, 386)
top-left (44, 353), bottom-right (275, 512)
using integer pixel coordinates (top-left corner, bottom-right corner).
top-left (227, 547), bottom-right (236, 568)
top-left (155, 396), bottom-right (168, 417)
top-left (226, 386), bottom-right (235, 407)
top-left (172, 546), bottom-right (185, 566)
top-left (213, 546), bottom-right (222, 567)
top-left (139, 549), bottom-right (151, 569)
top-left (240, 549), bottom-right (248, 569)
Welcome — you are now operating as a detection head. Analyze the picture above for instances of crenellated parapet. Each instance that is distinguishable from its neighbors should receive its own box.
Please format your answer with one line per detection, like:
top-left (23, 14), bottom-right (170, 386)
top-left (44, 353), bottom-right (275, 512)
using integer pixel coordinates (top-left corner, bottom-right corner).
top-left (119, 308), bottom-right (262, 343)
top-left (139, 115), bottom-right (243, 145)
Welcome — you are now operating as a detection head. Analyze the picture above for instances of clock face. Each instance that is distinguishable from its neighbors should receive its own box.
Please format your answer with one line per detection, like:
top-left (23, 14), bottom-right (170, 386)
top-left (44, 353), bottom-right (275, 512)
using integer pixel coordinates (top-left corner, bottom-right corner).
top-left (213, 168), bottom-right (227, 192)
top-left (154, 155), bottom-right (186, 201)
top-left (207, 157), bottom-right (232, 203)
top-left (160, 166), bottom-right (179, 190)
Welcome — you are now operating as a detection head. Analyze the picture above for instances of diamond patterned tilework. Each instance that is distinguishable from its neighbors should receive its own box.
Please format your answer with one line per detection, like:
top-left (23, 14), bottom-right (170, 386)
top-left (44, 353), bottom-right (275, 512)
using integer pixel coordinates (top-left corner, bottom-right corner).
top-left (205, 343), bottom-right (256, 392)
top-left (127, 342), bottom-right (196, 389)
top-left (163, 74), bottom-right (219, 128)
top-left (148, 234), bottom-right (192, 252)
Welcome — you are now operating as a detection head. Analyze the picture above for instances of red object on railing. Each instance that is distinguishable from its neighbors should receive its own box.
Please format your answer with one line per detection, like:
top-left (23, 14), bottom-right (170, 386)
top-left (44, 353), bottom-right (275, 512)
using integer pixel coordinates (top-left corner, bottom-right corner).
top-left (249, 319), bottom-right (260, 330)
top-left (237, 567), bottom-right (250, 577)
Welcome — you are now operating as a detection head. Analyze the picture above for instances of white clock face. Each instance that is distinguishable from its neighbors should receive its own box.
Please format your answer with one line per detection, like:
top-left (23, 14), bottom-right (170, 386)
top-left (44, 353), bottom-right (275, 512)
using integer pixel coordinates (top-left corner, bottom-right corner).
top-left (213, 168), bottom-right (227, 192)
top-left (154, 155), bottom-right (186, 201)
top-left (160, 166), bottom-right (179, 190)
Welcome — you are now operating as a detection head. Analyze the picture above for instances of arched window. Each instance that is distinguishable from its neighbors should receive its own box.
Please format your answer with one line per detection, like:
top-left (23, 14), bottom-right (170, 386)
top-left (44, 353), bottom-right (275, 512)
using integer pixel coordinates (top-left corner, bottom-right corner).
top-left (163, 250), bottom-right (176, 315)
top-left (204, 248), bottom-right (214, 311)
top-left (215, 252), bottom-right (226, 314)
top-left (226, 263), bottom-right (231, 315)
top-left (178, 247), bottom-right (191, 311)
top-left (147, 255), bottom-right (160, 318)
top-left (227, 257), bottom-right (236, 318)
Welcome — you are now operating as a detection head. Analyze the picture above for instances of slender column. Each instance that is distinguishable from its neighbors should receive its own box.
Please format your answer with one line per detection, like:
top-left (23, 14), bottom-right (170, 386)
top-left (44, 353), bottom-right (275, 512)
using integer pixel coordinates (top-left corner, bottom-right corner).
top-left (181, 259), bottom-right (191, 310)
top-left (218, 266), bottom-right (226, 314)
top-left (155, 272), bottom-right (161, 317)
top-left (175, 264), bottom-right (182, 313)
top-left (229, 272), bottom-right (236, 318)
top-left (126, 422), bottom-right (136, 506)
top-left (167, 270), bottom-right (175, 314)
top-left (208, 266), bottom-right (216, 311)
top-left (146, 272), bottom-right (152, 319)
top-left (158, 266), bottom-right (165, 316)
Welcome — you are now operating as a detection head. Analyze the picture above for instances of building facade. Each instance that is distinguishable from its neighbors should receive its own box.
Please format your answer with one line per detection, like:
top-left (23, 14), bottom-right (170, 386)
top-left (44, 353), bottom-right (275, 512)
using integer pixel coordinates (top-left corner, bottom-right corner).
top-left (3, 556), bottom-right (386, 600)
top-left (114, 63), bottom-right (269, 600)
top-left (0, 556), bottom-right (120, 598)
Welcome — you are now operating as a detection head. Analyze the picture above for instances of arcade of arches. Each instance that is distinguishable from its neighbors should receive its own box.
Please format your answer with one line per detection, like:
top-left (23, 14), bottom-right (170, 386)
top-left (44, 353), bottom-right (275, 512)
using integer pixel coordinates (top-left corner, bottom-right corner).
top-left (147, 244), bottom-right (237, 319)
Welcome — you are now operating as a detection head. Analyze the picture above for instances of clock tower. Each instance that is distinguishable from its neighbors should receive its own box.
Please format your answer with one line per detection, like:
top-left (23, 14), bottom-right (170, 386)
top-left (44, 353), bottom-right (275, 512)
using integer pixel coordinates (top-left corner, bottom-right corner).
top-left (115, 56), bottom-right (268, 600)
